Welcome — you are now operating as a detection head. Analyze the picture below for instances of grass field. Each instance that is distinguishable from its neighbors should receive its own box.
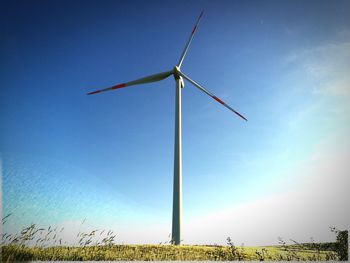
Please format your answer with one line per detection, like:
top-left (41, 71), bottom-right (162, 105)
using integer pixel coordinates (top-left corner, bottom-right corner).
top-left (1, 215), bottom-right (347, 261)
top-left (1, 243), bottom-right (339, 261)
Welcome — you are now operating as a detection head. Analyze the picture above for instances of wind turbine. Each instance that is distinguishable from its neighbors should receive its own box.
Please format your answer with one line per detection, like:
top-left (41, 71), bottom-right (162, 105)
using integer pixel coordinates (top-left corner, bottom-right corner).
top-left (87, 11), bottom-right (247, 245)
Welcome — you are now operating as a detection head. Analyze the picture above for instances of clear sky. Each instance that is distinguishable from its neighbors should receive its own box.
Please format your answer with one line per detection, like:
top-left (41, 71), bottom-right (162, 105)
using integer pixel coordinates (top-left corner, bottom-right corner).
top-left (1, 0), bottom-right (349, 245)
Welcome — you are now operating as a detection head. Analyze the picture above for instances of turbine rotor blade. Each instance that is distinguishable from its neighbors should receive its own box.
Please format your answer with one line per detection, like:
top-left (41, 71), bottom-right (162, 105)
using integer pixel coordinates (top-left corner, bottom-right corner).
top-left (178, 71), bottom-right (248, 121)
top-left (87, 70), bottom-right (173, 95)
top-left (177, 11), bottom-right (204, 68)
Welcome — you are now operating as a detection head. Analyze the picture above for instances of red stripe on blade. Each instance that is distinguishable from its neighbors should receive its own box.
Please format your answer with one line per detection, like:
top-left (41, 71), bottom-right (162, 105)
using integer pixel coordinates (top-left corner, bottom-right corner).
top-left (111, 83), bottom-right (126, 90)
top-left (213, 96), bottom-right (225, 105)
top-left (191, 26), bottom-right (197, 35)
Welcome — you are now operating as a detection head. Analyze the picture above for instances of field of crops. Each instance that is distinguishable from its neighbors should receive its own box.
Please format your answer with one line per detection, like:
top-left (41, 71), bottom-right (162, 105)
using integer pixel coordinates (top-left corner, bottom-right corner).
top-left (2, 242), bottom-right (340, 261)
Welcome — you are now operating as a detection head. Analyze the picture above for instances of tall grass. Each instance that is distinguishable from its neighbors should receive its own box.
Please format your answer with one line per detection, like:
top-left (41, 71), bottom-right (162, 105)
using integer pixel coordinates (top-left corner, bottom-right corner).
top-left (1, 213), bottom-right (346, 261)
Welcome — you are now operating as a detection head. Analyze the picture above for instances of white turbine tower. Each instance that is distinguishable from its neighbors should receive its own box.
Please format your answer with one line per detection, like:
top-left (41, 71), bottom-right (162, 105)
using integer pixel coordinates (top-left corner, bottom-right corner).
top-left (87, 11), bottom-right (247, 245)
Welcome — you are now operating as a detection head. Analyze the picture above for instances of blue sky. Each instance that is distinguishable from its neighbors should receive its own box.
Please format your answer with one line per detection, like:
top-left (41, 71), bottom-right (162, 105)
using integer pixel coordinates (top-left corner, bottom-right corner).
top-left (1, 0), bottom-right (350, 245)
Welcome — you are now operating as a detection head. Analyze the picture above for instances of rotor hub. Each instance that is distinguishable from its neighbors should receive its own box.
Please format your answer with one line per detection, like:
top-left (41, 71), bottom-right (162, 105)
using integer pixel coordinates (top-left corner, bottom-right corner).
top-left (173, 66), bottom-right (184, 88)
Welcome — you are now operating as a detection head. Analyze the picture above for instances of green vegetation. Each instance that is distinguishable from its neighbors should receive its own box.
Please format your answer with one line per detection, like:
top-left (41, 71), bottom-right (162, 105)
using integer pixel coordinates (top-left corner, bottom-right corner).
top-left (1, 214), bottom-right (347, 261)
top-left (331, 227), bottom-right (348, 261)
top-left (1, 243), bottom-right (340, 261)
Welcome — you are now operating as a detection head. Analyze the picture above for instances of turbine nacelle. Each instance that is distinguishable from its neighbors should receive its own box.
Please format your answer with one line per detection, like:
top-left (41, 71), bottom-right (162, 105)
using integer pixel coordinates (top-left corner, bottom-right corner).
top-left (173, 66), bottom-right (184, 88)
